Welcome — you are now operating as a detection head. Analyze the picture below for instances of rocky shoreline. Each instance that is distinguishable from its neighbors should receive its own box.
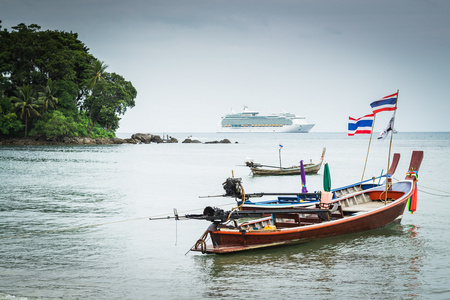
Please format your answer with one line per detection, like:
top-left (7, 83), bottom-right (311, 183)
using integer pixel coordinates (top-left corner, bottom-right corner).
top-left (0, 133), bottom-right (234, 146)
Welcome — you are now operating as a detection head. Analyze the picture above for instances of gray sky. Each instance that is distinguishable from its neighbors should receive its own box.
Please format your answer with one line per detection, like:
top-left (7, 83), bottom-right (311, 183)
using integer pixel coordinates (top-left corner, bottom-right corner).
top-left (2, 0), bottom-right (449, 133)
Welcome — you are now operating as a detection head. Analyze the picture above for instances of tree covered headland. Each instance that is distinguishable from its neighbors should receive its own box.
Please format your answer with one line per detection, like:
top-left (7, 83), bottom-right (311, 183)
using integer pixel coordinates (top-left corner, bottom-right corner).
top-left (0, 21), bottom-right (137, 139)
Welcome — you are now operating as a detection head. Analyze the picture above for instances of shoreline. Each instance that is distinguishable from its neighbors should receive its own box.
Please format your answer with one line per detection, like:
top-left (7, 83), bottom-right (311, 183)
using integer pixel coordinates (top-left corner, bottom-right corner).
top-left (0, 133), bottom-right (233, 146)
top-left (0, 136), bottom-right (139, 146)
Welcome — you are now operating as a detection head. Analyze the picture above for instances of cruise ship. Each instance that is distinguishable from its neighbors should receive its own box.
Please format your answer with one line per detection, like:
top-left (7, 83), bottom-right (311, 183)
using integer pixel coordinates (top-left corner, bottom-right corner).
top-left (218, 107), bottom-right (314, 133)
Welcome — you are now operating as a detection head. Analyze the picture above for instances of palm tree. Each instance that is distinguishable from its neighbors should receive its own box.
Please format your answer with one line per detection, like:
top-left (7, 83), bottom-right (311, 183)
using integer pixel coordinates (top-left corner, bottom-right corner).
top-left (39, 78), bottom-right (58, 113)
top-left (87, 60), bottom-right (108, 90)
top-left (11, 84), bottom-right (42, 137)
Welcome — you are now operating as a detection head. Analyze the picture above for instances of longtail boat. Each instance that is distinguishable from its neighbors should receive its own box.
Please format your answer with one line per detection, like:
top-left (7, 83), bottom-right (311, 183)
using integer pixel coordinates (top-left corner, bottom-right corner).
top-left (246, 148), bottom-right (326, 176)
top-left (187, 150), bottom-right (423, 254)
top-left (224, 153), bottom-right (400, 211)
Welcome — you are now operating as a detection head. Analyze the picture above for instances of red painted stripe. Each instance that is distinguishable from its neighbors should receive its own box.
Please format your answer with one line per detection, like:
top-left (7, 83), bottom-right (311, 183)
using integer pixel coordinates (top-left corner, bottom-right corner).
top-left (373, 107), bottom-right (396, 114)
top-left (382, 92), bottom-right (398, 99)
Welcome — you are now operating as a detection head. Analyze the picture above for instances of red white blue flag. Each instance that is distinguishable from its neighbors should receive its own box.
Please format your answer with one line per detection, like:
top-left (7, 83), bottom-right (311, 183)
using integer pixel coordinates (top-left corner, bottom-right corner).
top-left (348, 113), bottom-right (374, 136)
top-left (370, 92), bottom-right (398, 114)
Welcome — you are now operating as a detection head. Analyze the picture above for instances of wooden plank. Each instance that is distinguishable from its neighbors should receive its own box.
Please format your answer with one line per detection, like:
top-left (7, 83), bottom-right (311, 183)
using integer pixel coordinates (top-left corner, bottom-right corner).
top-left (405, 151), bottom-right (424, 180)
top-left (342, 201), bottom-right (386, 212)
top-left (388, 153), bottom-right (401, 175)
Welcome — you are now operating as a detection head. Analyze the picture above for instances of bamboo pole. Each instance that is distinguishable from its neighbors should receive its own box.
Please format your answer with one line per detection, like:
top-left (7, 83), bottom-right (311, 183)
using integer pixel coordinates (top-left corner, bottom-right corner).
top-left (279, 147), bottom-right (282, 169)
top-left (360, 114), bottom-right (376, 188)
top-left (384, 89), bottom-right (399, 204)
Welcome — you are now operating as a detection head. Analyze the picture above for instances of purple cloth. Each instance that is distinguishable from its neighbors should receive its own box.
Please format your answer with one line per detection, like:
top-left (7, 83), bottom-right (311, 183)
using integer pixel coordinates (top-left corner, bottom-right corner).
top-left (300, 160), bottom-right (308, 193)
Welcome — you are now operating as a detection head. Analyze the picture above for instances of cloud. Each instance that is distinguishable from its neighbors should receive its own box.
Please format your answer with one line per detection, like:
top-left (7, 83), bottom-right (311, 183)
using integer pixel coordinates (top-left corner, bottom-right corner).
top-left (1, 0), bottom-right (449, 132)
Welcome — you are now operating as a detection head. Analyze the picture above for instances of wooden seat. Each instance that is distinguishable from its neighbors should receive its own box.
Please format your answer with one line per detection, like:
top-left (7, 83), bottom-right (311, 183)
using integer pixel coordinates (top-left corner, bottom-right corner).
top-left (330, 203), bottom-right (344, 219)
top-left (273, 213), bottom-right (301, 228)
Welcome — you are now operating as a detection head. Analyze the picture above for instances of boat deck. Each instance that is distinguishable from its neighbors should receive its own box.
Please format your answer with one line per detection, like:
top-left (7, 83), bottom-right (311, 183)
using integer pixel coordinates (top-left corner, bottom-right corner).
top-left (342, 200), bottom-right (392, 213)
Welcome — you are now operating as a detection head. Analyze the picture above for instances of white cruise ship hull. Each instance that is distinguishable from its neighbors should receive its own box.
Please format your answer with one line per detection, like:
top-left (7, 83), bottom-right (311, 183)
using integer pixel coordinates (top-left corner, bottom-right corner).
top-left (218, 107), bottom-right (314, 133)
top-left (218, 123), bottom-right (314, 133)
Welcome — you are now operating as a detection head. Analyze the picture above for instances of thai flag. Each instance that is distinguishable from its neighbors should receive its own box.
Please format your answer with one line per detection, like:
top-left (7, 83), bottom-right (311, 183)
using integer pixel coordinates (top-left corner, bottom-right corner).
top-left (279, 144), bottom-right (283, 148)
top-left (370, 92), bottom-right (398, 114)
top-left (348, 113), bottom-right (374, 136)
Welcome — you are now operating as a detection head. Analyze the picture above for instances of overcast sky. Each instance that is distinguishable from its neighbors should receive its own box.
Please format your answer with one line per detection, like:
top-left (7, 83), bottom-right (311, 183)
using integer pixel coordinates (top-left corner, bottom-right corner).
top-left (2, 0), bottom-right (449, 133)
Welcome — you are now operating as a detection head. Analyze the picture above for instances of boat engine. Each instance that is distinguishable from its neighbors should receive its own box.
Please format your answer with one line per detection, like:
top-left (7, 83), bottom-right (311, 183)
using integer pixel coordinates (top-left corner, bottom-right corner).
top-left (222, 177), bottom-right (242, 198)
top-left (202, 206), bottom-right (230, 223)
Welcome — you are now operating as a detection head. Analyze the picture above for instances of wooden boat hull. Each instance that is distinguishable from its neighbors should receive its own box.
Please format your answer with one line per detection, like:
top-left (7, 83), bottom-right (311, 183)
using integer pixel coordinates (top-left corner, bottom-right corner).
top-left (248, 147), bottom-right (326, 176)
top-left (194, 182), bottom-right (413, 254)
top-left (251, 162), bottom-right (322, 176)
top-left (190, 151), bottom-right (422, 254)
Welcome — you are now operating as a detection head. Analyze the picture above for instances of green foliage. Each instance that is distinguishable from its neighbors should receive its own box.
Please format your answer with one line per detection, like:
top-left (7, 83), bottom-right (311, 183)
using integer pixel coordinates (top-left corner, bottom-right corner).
top-left (87, 60), bottom-right (108, 90)
top-left (29, 110), bottom-right (77, 138)
top-left (10, 84), bottom-right (42, 137)
top-left (0, 21), bottom-right (137, 139)
top-left (74, 115), bottom-right (115, 138)
top-left (0, 105), bottom-right (23, 135)
top-left (90, 125), bottom-right (115, 139)
top-left (38, 78), bottom-right (58, 112)
top-left (55, 80), bottom-right (79, 115)
top-left (0, 23), bottom-right (93, 89)
top-left (83, 72), bottom-right (137, 132)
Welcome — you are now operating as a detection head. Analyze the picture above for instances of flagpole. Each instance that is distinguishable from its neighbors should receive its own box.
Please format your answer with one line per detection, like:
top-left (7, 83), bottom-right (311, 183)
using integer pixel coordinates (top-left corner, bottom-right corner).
top-left (360, 114), bottom-right (376, 188)
top-left (384, 89), bottom-right (399, 203)
top-left (279, 147), bottom-right (282, 169)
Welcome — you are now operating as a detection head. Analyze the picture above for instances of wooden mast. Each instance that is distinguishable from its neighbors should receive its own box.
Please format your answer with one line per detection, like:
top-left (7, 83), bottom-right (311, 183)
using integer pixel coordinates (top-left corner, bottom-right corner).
top-left (385, 89), bottom-right (399, 203)
top-left (360, 114), bottom-right (376, 188)
top-left (278, 146), bottom-right (282, 169)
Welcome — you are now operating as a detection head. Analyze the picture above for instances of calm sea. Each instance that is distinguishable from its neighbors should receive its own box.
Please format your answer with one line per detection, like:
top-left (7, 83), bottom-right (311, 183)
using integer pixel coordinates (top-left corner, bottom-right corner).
top-left (1, 132), bottom-right (449, 299)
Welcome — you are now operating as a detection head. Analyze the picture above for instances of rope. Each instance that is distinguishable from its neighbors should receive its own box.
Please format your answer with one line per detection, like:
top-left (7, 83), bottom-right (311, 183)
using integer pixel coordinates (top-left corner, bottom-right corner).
top-left (378, 189), bottom-right (389, 202)
top-left (392, 176), bottom-right (450, 197)
top-left (0, 215), bottom-right (152, 240)
top-left (0, 203), bottom-right (235, 240)
top-left (416, 185), bottom-right (450, 195)
top-left (419, 190), bottom-right (450, 197)
top-left (235, 182), bottom-right (246, 210)
top-left (194, 239), bottom-right (207, 254)
top-left (187, 229), bottom-right (210, 255)
top-left (226, 182), bottom-right (246, 222)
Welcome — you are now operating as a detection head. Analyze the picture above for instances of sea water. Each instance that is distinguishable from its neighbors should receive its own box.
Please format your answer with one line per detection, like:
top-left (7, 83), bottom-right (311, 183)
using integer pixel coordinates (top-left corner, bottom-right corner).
top-left (0, 132), bottom-right (449, 299)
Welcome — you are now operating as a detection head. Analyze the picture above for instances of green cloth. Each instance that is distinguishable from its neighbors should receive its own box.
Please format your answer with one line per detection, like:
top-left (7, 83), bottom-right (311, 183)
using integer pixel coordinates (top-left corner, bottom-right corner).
top-left (323, 163), bottom-right (331, 192)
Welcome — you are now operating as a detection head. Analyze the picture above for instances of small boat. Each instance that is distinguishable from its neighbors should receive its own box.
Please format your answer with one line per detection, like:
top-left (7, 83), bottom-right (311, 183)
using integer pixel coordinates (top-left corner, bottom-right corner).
top-left (246, 148), bottom-right (326, 176)
top-left (227, 153), bottom-right (400, 211)
top-left (237, 177), bottom-right (383, 211)
top-left (186, 150), bottom-right (423, 254)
